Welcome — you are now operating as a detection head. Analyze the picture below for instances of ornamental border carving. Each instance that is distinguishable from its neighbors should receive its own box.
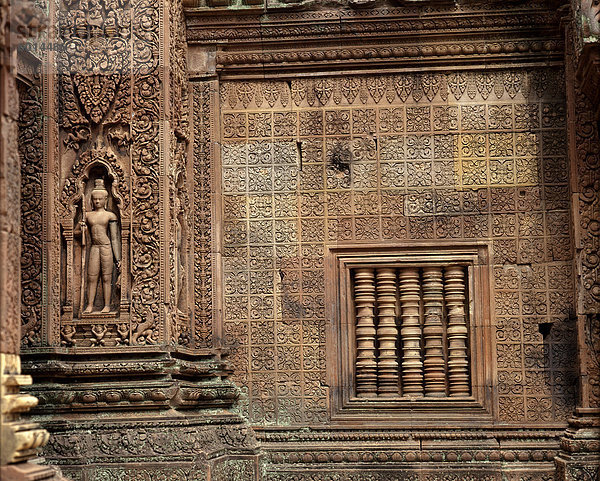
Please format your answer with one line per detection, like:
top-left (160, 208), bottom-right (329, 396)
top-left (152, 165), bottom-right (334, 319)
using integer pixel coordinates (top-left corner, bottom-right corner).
top-left (59, 149), bottom-right (130, 219)
top-left (185, 3), bottom-right (564, 74)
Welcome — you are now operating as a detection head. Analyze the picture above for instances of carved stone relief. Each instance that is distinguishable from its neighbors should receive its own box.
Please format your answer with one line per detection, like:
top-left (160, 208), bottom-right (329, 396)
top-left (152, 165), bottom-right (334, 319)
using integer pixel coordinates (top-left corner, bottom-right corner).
top-left (11, 0), bottom-right (599, 479)
top-left (79, 178), bottom-right (121, 314)
top-left (129, 0), bottom-right (163, 347)
top-left (18, 81), bottom-right (44, 347)
top-left (57, 0), bottom-right (132, 153)
top-left (570, 83), bottom-right (600, 408)
top-left (216, 70), bottom-right (576, 426)
top-left (47, 0), bottom-right (185, 347)
top-left (51, 0), bottom-right (136, 346)
top-left (192, 81), bottom-right (215, 349)
top-left (169, 0), bottom-right (192, 346)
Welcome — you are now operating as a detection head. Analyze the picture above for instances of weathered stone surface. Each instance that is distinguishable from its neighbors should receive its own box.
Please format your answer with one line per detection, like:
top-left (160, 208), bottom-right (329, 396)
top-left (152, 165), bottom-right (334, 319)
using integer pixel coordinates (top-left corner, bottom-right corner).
top-left (2, 0), bottom-right (599, 479)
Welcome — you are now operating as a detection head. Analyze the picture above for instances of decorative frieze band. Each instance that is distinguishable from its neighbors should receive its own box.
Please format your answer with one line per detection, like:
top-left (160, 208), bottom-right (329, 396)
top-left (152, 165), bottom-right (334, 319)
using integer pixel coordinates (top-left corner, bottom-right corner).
top-left (185, 4), bottom-right (563, 74)
top-left (215, 40), bottom-right (563, 74)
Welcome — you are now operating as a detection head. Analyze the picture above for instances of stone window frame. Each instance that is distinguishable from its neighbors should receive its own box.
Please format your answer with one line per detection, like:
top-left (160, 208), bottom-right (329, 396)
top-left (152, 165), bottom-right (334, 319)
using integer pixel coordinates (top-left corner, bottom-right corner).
top-left (326, 241), bottom-right (495, 426)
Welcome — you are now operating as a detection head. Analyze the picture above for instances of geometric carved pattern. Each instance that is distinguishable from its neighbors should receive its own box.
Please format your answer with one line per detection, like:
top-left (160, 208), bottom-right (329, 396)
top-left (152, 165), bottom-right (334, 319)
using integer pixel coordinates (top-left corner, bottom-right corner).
top-left (219, 68), bottom-right (576, 425)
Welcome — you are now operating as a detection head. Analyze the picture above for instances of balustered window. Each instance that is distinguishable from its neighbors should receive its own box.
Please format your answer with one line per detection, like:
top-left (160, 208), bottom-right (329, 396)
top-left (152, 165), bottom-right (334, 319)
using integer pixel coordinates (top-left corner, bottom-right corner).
top-left (327, 244), bottom-right (494, 424)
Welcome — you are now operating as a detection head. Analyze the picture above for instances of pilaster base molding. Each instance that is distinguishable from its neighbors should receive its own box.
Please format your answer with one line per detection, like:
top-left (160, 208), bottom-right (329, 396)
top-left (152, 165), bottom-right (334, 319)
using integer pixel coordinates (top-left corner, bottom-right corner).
top-left (33, 411), bottom-right (261, 480)
top-left (22, 349), bottom-right (240, 413)
top-left (20, 349), bottom-right (260, 479)
top-left (555, 409), bottom-right (600, 481)
top-left (0, 353), bottom-right (66, 480)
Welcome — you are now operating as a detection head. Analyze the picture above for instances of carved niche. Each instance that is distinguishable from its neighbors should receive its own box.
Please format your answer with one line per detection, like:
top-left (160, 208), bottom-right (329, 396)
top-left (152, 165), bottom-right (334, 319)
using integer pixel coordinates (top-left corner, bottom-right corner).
top-left (59, 150), bottom-right (130, 332)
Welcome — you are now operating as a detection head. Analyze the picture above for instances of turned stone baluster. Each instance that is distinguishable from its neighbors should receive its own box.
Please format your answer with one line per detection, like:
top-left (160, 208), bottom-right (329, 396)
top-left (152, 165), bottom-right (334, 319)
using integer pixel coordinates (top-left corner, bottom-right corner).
top-left (444, 266), bottom-right (470, 396)
top-left (376, 267), bottom-right (399, 396)
top-left (354, 268), bottom-right (377, 397)
top-left (422, 266), bottom-right (446, 396)
top-left (399, 267), bottom-right (423, 396)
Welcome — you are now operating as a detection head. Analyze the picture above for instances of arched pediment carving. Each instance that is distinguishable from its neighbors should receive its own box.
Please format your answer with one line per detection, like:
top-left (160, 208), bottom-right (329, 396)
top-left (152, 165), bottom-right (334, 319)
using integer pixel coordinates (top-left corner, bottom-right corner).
top-left (60, 148), bottom-right (129, 219)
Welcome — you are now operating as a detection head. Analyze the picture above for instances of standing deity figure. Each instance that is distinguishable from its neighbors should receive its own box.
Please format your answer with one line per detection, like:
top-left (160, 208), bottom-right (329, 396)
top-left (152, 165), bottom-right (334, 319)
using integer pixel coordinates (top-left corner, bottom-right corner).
top-left (81, 179), bottom-right (120, 313)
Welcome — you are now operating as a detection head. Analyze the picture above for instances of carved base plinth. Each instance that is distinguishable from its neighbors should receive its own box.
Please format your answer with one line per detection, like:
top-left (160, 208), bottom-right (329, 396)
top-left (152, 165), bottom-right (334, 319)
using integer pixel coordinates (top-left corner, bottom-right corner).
top-left (35, 414), bottom-right (260, 481)
top-left (22, 349), bottom-right (239, 413)
top-left (1, 354), bottom-right (67, 481)
top-left (555, 409), bottom-right (600, 481)
top-left (20, 349), bottom-right (260, 480)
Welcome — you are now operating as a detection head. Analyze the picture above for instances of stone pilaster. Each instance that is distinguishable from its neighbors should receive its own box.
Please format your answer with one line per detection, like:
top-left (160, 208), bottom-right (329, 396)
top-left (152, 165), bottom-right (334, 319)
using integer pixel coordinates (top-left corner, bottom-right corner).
top-left (0, 0), bottom-right (65, 478)
top-left (17, 0), bottom-right (260, 477)
top-left (555, 3), bottom-right (600, 479)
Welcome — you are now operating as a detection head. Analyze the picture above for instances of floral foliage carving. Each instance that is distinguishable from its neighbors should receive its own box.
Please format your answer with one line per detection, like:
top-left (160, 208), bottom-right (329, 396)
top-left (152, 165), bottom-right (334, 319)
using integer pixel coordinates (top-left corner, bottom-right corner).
top-left (168, 0), bottom-right (191, 345)
top-left (60, 149), bottom-right (129, 213)
top-left (52, 0), bottom-right (164, 345)
top-left (193, 82), bottom-right (214, 348)
top-left (58, 0), bottom-right (132, 151)
top-left (570, 83), bottom-right (600, 408)
top-left (19, 82), bottom-right (44, 347)
top-left (129, 0), bottom-right (162, 345)
top-left (573, 90), bottom-right (600, 315)
top-left (585, 314), bottom-right (600, 405)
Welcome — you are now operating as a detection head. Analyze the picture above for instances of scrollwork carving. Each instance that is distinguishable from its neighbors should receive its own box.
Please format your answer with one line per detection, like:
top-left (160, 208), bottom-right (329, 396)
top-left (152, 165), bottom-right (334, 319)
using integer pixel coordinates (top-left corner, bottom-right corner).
top-left (128, 0), bottom-right (162, 345)
top-left (19, 81), bottom-right (44, 347)
top-left (192, 82), bottom-right (214, 348)
top-left (57, 0), bottom-right (131, 152)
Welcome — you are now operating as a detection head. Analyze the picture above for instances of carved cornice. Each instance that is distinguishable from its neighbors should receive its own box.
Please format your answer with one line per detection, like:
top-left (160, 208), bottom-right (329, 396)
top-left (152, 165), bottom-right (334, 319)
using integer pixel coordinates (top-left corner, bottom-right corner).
top-left (21, 350), bottom-right (239, 413)
top-left (185, 3), bottom-right (564, 75)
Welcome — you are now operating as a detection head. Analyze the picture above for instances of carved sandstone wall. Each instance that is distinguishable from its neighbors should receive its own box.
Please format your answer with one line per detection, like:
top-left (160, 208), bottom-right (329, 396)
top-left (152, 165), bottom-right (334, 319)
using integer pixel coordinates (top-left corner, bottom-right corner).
top-left (214, 70), bottom-right (577, 428)
top-left (17, 0), bottom-right (261, 478)
top-left (181, 2), bottom-right (585, 478)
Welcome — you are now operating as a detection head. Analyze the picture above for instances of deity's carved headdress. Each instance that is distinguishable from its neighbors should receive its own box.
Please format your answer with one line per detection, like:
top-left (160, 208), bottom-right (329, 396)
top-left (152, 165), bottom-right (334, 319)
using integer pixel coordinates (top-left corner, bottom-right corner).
top-left (91, 178), bottom-right (108, 196)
